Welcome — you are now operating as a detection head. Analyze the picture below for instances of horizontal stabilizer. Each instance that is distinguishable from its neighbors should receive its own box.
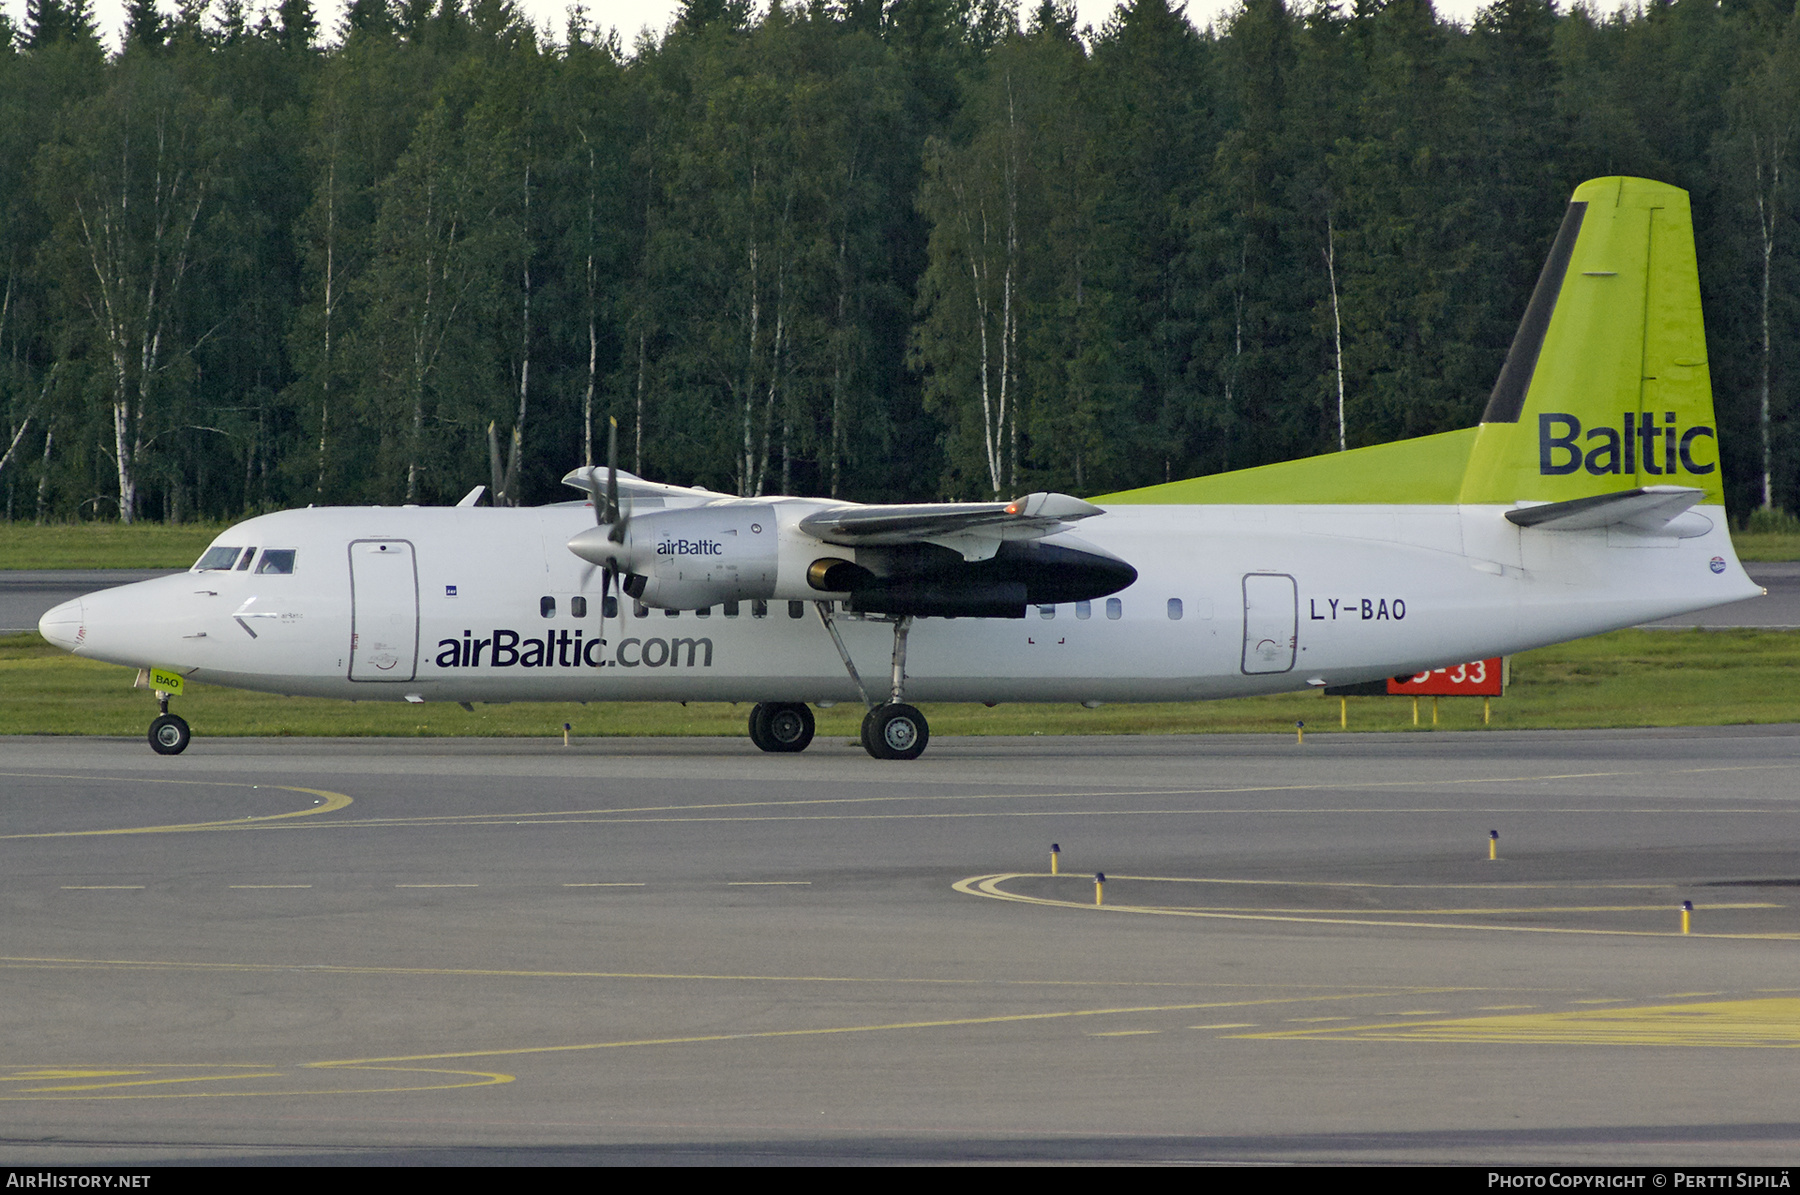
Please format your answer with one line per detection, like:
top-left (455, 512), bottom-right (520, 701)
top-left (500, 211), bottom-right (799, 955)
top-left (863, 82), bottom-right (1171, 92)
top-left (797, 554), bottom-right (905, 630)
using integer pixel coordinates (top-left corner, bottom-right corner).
top-left (1505, 485), bottom-right (1705, 534)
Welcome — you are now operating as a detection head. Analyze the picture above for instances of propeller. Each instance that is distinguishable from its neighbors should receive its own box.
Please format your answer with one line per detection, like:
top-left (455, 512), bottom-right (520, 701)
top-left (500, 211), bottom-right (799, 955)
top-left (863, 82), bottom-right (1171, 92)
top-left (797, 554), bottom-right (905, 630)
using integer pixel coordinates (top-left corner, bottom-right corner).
top-left (577, 417), bottom-right (632, 651)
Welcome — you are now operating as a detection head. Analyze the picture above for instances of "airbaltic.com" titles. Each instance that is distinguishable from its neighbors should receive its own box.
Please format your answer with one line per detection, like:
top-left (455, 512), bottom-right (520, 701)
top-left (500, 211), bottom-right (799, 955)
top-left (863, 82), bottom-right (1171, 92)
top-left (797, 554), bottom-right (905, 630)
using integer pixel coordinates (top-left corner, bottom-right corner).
top-left (434, 628), bottom-right (712, 668)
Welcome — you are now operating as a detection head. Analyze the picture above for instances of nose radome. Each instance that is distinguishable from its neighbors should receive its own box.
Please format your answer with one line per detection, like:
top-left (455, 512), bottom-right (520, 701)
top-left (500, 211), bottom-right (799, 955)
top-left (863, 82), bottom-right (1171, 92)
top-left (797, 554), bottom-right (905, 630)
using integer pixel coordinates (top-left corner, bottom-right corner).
top-left (38, 597), bottom-right (85, 651)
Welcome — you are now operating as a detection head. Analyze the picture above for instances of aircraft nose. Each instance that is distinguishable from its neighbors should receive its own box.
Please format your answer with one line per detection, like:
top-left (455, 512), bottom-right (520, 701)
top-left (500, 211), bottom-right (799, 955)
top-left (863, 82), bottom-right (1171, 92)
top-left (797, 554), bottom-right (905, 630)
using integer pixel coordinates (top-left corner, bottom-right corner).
top-left (38, 597), bottom-right (85, 651)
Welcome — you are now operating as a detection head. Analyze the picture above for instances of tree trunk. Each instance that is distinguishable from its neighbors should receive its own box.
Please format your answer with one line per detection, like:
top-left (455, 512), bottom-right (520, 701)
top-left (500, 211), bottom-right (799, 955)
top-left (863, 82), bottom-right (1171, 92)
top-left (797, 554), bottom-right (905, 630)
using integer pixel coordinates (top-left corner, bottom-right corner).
top-left (36, 426), bottom-right (52, 524)
top-left (1326, 209), bottom-right (1345, 453)
top-left (511, 160), bottom-right (532, 506)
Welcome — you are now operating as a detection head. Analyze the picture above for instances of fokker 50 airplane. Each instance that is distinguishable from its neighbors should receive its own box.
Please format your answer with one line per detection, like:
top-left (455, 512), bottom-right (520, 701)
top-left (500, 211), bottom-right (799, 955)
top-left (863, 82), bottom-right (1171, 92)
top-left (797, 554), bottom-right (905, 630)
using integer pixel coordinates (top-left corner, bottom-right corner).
top-left (38, 178), bottom-right (1762, 759)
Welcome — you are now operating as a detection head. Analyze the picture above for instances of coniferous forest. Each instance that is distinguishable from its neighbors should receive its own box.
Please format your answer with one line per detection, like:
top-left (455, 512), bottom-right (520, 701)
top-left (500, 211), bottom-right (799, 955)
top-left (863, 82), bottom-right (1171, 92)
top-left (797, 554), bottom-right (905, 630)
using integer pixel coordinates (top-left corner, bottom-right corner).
top-left (1, 0), bottom-right (1798, 524)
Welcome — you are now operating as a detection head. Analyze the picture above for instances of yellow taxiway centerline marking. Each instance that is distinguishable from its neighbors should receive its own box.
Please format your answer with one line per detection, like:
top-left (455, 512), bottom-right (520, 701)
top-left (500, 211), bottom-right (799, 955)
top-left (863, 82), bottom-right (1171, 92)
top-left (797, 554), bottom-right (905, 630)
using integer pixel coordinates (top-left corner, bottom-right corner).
top-left (1234, 998), bottom-right (1800, 1047)
top-left (1058, 874), bottom-right (1782, 892)
top-left (254, 804), bottom-right (1800, 832)
top-left (0, 1066), bottom-right (515, 1101)
top-left (0, 784), bottom-right (351, 839)
top-left (229, 885), bottom-right (312, 889)
top-left (59, 886), bottom-right (144, 891)
top-left (563, 882), bottom-right (644, 887)
top-left (285, 761), bottom-right (1800, 825)
top-left (1063, 904), bottom-right (1779, 915)
top-left (182, 808), bottom-right (1800, 837)
top-left (953, 874), bottom-right (1800, 939)
top-left (0, 954), bottom-right (1486, 993)
top-left (395, 884), bottom-right (477, 888)
top-left (8, 760), bottom-right (1777, 837)
top-left (726, 881), bottom-right (811, 886)
top-left (22, 1073), bottom-right (287, 1093)
top-left (303, 991), bottom-right (1436, 1068)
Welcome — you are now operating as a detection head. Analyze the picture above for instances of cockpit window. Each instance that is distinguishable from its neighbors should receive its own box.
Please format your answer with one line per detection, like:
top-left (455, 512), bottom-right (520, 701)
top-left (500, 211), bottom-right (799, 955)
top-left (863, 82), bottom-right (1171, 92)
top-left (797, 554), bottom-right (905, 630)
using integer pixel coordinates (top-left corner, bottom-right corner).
top-left (196, 546), bottom-right (244, 571)
top-left (256, 549), bottom-right (297, 575)
top-left (236, 548), bottom-right (256, 571)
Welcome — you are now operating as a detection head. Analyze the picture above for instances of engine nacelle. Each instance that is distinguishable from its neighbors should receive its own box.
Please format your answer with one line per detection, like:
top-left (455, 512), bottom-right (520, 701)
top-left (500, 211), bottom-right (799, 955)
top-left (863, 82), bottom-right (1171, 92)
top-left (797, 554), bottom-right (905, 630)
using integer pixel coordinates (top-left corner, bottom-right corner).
top-left (571, 504), bottom-right (779, 610)
top-left (572, 503), bottom-right (1137, 616)
top-left (800, 538), bottom-right (1136, 619)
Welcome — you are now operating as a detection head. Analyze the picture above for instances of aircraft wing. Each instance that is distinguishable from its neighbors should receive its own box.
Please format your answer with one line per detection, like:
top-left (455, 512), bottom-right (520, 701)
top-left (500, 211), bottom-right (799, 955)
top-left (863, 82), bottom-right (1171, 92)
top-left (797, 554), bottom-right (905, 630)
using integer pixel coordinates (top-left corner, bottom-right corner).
top-left (799, 492), bottom-right (1104, 561)
top-left (561, 467), bottom-right (733, 505)
top-left (1506, 485), bottom-right (1705, 533)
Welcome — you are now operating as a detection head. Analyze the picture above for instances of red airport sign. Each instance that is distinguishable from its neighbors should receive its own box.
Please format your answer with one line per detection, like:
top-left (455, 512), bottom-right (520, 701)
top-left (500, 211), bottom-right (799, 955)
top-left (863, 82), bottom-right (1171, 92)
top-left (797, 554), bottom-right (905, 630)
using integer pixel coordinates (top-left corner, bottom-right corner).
top-left (1387, 658), bottom-right (1504, 697)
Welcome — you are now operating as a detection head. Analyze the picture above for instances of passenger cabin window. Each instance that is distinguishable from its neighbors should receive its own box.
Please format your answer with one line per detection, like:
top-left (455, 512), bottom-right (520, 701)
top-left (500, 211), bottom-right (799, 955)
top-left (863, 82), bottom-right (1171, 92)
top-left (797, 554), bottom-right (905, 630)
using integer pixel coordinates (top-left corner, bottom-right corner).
top-left (751, 600), bottom-right (768, 619)
top-left (255, 549), bottom-right (296, 575)
top-left (695, 606), bottom-right (711, 618)
top-left (1039, 605), bottom-right (1055, 619)
top-left (1106, 597), bottom-right (1123, 620)
top-left (571, 596), bottom-right (588, 618)
top-left (724, 601), bottom-right (741, 617)
top-left (196, 546), bottom-right (243, 571)
top-left (665, 607), bottom-right (679, 618)
top-left (603, 595), bottom-right (619, 619)
top-left (633, 600), bottom-right (649, 618)
top-left (1075, 600), bottom-right (1091, 620)
top-left (236, 548), bottom-right (257, 571)
top-left (788, 601), bottom-right (805, 619)
top-left (540, 596), bottom-right (556, 618)
top-left (1167, 598), bottom-right (1183, 620)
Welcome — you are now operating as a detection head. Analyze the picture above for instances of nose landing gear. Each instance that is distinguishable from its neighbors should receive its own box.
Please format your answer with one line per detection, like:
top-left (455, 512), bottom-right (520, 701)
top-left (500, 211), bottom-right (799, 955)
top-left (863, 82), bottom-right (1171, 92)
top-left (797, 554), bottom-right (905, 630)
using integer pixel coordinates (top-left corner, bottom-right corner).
top-left (147, 692), bottom-right (191, 756)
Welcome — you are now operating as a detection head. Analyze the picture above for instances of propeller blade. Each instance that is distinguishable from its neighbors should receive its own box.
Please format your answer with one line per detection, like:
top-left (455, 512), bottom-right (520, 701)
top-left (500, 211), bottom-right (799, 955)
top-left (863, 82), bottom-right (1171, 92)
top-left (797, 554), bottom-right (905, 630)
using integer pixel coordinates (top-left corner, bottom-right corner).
top-left (604, 417), bottom-right (621, 530)
top-left (601, 563), bottom-right (621, 647)
top-left (579, 469), bottom-right (604, 525)
top-left (606, 416), bottom-right (633, 545)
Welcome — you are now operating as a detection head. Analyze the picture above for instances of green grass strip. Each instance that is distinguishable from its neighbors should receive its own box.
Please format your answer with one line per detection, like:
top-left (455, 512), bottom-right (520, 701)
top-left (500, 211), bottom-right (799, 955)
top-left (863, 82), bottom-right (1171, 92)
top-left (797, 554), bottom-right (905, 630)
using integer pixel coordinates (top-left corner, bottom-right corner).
top-left (0, 523), bottom-right (228, 570)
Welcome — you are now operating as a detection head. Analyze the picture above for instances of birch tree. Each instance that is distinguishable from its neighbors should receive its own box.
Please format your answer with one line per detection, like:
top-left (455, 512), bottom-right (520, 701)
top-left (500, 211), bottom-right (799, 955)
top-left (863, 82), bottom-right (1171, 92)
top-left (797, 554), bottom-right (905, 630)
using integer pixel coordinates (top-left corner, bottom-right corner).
top-left (1722, 10), bottom-right (1800, 510)
top-left (37, 56), bottom-right (220, 522)
top-left (354, 97), bottom-right (515, 503)
top-left (914, 62), bottom-right (1027, 500)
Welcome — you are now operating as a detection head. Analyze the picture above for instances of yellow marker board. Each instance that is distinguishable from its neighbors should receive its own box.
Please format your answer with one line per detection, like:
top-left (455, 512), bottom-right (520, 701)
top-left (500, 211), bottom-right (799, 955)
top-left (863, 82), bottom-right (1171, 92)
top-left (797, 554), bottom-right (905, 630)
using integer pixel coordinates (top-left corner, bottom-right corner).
top-left (148, 668), bottom-right (186, 696)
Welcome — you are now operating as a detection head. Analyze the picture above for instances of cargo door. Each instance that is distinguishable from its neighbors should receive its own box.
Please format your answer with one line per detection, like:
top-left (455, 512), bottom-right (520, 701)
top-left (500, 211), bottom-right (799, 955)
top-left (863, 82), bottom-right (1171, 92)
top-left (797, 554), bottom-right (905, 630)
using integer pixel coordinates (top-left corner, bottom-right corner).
top-left (1241, 573), bottom-right (1297, 675)
top-left (349, 539), bottom-right (419, 681)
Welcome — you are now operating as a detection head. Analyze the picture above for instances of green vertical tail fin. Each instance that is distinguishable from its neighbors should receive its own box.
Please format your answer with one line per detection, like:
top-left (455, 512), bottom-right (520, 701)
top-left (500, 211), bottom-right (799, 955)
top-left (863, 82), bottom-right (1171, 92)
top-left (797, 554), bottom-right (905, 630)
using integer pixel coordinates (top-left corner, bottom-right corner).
top-left (1458, 177), bottom-right (1723, 505)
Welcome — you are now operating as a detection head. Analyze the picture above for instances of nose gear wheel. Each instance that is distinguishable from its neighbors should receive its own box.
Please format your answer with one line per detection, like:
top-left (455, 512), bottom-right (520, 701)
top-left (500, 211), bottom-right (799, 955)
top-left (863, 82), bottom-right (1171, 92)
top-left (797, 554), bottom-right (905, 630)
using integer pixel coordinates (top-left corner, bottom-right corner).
top-left (148, 713), bottom-right (191, 756)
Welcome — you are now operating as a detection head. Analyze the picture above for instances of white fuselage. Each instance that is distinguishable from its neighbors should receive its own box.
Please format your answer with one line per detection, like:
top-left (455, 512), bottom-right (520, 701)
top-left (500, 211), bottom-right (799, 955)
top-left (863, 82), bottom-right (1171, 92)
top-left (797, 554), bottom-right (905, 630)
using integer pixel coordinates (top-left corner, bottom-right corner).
top-left (41, 500), bottom-right (1759, 705)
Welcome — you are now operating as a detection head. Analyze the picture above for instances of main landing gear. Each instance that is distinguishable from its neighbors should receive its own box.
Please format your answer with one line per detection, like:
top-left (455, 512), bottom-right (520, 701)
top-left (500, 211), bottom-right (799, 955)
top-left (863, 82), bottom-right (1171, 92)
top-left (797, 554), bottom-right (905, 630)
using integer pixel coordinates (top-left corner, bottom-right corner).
top-left (147, 692), bottom-right (191, 756)
top-left (816, 604), bottom-right (930, 761)
top-left (748, 701), bottom-right (815, 753)
top-left (861, 701), bottom-right (928, 761)
top-left (748, 607), bottom-right (932, 761)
